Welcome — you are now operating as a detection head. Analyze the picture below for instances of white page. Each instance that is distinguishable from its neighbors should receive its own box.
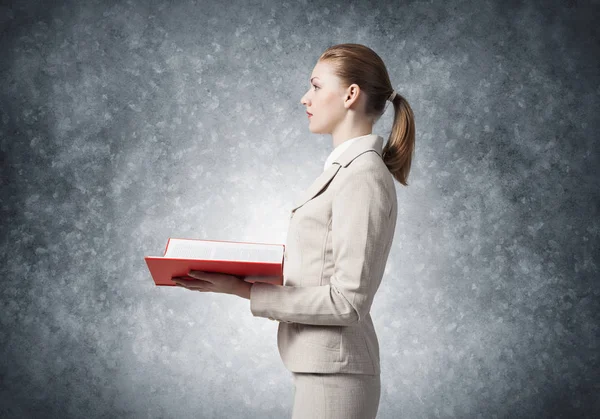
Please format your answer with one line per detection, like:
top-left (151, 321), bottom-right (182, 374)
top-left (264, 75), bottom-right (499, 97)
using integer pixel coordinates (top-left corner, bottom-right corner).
top-left (164, 239), bottom-right (282, 263)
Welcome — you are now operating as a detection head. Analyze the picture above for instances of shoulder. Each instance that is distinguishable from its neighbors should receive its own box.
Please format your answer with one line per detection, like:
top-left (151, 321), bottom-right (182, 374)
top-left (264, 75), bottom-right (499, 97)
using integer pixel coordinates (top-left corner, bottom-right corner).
top-left (337, 150), bottom-right (392, 184)
top-left (333, 151), bottom-right (396, 204)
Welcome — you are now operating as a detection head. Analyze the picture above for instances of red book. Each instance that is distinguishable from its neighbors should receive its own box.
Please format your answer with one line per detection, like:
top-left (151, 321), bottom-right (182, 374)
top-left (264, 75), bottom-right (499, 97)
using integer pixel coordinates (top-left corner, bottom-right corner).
top-left (145, 238), bottom-right (285, 286)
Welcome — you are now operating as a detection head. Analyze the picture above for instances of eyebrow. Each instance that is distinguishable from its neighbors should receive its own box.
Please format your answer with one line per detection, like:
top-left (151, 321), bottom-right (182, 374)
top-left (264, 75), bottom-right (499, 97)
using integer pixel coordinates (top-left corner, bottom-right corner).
top-left (310, 77), bottom-right (320, 83)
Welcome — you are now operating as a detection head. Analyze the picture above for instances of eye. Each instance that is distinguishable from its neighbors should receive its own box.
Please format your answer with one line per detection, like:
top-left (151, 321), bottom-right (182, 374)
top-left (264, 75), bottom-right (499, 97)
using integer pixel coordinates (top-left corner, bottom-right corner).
top-left (312, 84), bottom-right (319, 91)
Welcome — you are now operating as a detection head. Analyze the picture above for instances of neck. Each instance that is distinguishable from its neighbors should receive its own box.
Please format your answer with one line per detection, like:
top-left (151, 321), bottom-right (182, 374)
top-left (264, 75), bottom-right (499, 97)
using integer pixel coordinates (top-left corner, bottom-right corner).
top-left (331, 129), bottom-right (373, 148)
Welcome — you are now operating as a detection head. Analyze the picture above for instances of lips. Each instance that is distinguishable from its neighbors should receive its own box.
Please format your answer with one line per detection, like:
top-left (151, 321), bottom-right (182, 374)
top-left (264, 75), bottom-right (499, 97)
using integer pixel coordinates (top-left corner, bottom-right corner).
top-left (306, 111), bottom-right (313, 116)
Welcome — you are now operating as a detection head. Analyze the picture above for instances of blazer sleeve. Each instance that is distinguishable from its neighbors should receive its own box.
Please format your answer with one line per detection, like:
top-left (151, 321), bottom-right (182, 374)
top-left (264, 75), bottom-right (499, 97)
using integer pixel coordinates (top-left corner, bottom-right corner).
top-left (249, 166), bottom-right (393, 326)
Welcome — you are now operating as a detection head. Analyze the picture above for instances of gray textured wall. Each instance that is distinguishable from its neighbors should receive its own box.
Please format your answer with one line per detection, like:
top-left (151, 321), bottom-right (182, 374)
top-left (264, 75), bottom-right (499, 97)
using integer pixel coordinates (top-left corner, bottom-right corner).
top-left (1, 0), bottom-right (598, 418)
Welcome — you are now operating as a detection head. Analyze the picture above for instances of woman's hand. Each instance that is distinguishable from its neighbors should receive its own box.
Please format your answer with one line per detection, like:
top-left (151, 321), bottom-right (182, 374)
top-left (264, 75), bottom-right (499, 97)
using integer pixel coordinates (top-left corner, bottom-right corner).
top-left (172, 270), bottom-right (249, 297)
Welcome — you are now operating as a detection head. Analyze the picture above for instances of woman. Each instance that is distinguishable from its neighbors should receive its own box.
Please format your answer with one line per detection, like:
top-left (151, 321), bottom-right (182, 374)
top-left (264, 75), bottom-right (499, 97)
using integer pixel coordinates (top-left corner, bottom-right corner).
top-left (173, 43), bottom-right (415, 419)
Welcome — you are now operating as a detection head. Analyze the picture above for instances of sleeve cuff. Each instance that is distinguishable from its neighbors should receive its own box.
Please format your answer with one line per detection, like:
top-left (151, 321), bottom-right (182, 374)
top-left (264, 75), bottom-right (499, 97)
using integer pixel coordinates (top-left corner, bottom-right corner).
top-left (249, 281), bottom-right (279, 319)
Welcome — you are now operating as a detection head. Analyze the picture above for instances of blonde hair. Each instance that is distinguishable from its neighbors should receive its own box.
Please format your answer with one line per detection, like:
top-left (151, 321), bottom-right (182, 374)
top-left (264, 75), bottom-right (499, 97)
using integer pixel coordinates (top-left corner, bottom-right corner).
top-left (318, 43), bottom-right (416, 186)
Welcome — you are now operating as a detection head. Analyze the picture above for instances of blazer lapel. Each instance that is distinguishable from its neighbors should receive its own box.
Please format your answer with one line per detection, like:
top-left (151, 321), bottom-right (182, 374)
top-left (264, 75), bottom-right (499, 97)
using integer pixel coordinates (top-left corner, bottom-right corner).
top-left (291, 163), bottom-right (341, 212)
top-left (290, 134), bottom-right (384, 213)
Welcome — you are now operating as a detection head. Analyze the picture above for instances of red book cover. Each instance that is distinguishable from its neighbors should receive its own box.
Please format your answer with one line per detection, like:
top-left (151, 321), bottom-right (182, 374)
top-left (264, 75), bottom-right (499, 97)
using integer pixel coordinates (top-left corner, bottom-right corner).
top-left (144, 238), bottom-right (285, 286)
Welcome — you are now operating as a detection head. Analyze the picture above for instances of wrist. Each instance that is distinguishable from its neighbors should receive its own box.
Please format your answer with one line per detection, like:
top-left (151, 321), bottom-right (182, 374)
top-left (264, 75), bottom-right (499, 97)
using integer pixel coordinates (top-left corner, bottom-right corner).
top-left (237, 281), bottom-right (252, 300)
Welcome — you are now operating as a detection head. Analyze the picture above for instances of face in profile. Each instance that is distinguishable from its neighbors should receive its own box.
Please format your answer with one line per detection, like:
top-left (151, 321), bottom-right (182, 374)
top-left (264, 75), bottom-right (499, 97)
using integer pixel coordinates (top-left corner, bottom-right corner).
top-left (300, 60), bottom-right (348, 135)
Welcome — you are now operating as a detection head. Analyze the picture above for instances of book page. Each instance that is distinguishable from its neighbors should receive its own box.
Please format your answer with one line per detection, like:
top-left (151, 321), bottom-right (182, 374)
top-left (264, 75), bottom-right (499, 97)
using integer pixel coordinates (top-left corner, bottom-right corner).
top-left (164, 239), bottom-right (282, 263)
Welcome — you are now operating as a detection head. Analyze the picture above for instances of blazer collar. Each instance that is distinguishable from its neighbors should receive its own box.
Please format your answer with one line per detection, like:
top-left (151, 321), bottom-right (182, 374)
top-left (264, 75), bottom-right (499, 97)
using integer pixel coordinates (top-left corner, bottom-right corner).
top-left (291, 134), bottom-right (384, 212)
top-left (332, 133), bottom-right (383, 167)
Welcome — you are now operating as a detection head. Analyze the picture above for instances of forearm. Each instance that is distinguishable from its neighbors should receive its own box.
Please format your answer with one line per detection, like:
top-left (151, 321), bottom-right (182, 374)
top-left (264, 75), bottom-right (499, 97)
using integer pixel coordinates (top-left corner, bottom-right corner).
top-left (249, 281), bottom-right (361, 326)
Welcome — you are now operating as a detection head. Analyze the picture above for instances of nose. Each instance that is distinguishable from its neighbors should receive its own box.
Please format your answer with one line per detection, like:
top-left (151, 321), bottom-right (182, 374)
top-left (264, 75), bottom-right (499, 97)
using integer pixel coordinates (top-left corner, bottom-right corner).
top-left (300, 90), bottom-right (311, 106)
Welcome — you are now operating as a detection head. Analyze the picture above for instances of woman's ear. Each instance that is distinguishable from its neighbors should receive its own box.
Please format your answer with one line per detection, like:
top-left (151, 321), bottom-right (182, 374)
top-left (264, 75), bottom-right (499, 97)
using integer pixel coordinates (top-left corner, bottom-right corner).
top-left (344, 84), bottom-right (362, 109)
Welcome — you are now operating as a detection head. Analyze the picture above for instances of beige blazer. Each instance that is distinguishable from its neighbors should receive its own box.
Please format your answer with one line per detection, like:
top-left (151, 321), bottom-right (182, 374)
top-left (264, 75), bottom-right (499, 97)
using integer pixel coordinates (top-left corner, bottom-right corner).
top-left (249, 134), bottom-right (398, 375)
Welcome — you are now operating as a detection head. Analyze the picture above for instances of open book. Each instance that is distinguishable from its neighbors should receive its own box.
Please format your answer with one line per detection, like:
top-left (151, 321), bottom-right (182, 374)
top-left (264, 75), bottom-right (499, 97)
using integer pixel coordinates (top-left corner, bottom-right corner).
top-left (144, 238), bottom-right (285, 286)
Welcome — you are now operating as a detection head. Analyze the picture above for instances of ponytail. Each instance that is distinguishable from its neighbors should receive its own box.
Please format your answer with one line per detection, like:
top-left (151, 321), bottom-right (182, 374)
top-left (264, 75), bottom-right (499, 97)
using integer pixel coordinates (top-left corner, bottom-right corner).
top-left (382, 93), bottom-right (415, 186)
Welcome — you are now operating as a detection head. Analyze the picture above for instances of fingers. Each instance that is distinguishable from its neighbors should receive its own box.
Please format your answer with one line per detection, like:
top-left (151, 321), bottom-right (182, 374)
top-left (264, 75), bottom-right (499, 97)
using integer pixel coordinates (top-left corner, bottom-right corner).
top-left (176, 283), bottom-right (208, 291)
top-left (172, 277), bottom-right (211, 291)
top-left (188, 271), bottom-right (216, 283)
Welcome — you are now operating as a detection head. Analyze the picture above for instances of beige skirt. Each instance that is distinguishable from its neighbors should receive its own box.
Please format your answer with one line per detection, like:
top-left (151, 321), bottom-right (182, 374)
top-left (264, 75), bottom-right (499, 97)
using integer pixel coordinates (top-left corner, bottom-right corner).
top-left (291, 372), bottom-right (381, 419)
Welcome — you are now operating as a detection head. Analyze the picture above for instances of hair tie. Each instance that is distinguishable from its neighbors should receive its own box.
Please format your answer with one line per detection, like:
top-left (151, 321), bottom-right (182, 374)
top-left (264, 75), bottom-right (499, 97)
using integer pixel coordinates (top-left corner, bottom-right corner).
top-left (387, 89), bottom-right (397, 102)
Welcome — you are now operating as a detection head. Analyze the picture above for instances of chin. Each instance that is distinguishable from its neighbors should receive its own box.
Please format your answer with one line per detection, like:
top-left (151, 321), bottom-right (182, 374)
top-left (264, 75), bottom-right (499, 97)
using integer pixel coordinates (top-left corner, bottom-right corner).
top-left (308, 122), bottom-right (330, 135)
